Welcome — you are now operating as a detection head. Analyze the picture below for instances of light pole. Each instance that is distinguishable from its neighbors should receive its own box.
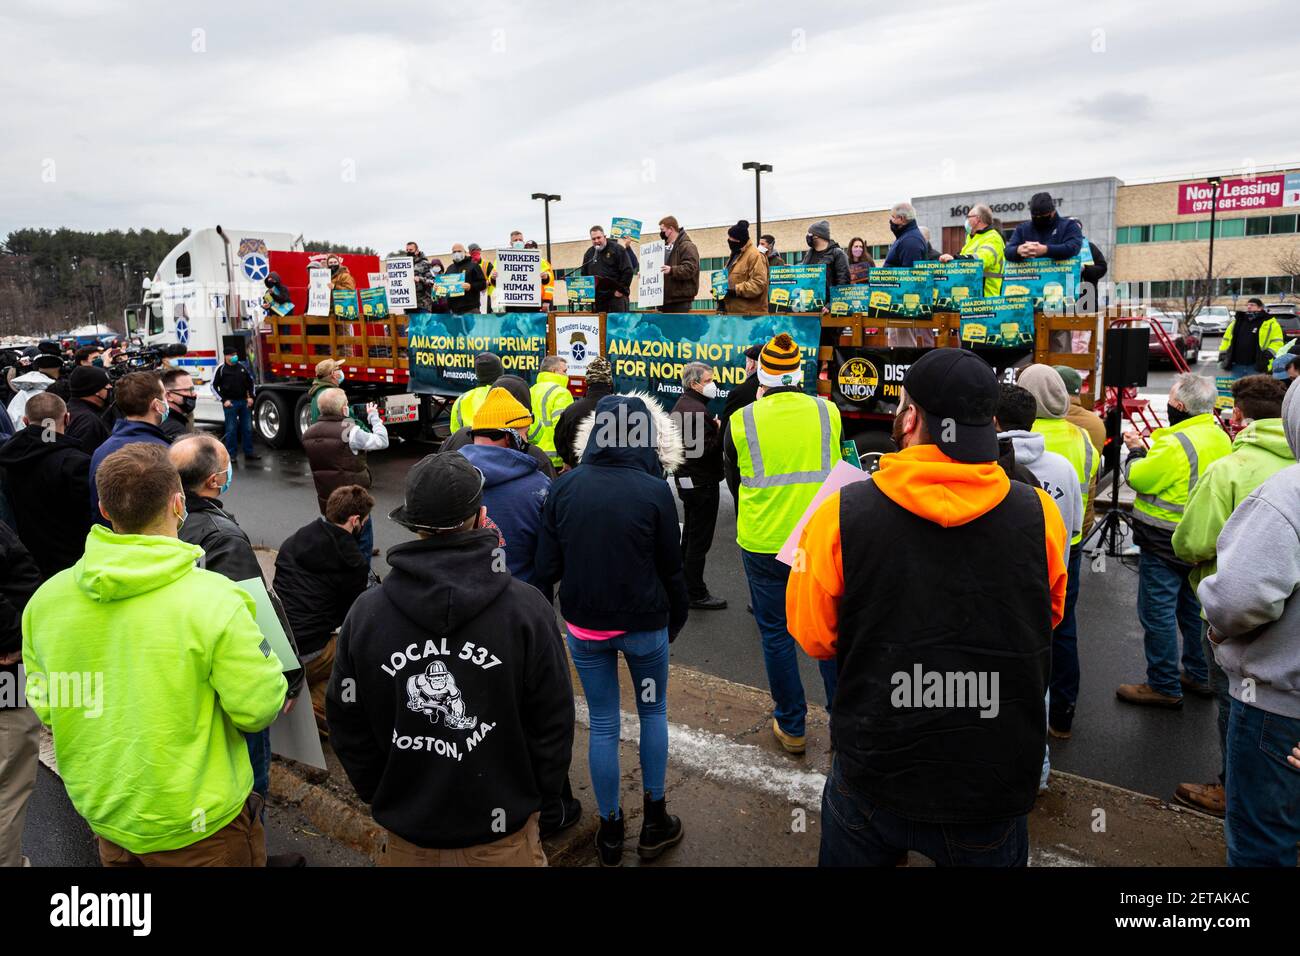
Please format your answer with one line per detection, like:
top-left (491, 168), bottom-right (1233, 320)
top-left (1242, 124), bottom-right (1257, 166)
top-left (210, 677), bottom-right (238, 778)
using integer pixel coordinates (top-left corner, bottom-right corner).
top-left (1205, 176), bottom-right (1222, 307)
top-left (531, 193), bottom-right (561, 266)
top-left (742, 162), bottom-right (773, 240)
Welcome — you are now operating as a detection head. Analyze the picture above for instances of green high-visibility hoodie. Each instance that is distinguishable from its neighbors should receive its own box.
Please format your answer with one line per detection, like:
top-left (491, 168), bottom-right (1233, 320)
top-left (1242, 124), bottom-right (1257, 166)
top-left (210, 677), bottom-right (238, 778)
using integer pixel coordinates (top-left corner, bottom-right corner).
top-left (21, 525), bottom-right (287, 854)
top-left (1172, 417), bottom-right (1295, 595)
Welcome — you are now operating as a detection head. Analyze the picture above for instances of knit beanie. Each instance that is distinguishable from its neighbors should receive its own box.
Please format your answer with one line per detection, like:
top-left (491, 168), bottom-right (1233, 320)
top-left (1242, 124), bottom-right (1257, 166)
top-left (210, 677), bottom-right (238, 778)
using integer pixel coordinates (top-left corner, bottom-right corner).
top-left (470, 387), bottom-right (533, 433)
top-left (758, 333), bottom-right (803, 388)
top-left (585, 355), bottom-right (613, 386)
top-left (808, 219), bottom-right (831, 241)
top-left (728, 220), bottom-right (750, 244)
top-left (474, 352), bottom-right (504, 385)
top-left (1018, 364), bottom-right (1070, 419)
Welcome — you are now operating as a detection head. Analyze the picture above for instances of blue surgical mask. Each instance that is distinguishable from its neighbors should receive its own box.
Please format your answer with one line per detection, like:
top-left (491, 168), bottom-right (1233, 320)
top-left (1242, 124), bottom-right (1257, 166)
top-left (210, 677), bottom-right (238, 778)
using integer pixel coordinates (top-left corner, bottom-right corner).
top-left (219, 462), bottom-right (233, 495)
top-left (157, 399), bottom-right (169, 424)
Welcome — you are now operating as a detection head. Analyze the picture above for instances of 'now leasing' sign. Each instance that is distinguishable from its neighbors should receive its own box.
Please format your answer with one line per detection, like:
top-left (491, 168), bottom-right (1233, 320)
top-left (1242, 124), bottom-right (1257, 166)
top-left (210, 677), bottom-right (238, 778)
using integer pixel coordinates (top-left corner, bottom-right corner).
top-left (1177, 175), bottom-right (1285, 215)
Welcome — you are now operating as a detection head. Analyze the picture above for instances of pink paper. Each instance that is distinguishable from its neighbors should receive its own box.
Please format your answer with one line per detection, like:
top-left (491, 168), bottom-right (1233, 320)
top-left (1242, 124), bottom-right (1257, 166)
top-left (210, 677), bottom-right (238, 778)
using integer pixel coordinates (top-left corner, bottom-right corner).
top-left (775, 461), bottom-right (871, 567)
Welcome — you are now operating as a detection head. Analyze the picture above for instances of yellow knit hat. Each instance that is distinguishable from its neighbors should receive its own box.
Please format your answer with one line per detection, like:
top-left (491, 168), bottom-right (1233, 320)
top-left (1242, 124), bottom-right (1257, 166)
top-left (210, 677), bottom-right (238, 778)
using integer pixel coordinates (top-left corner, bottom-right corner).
top-left (758, 333), bottom-right (803, 387)
top-left (470, 386), bottom-right (533, 432)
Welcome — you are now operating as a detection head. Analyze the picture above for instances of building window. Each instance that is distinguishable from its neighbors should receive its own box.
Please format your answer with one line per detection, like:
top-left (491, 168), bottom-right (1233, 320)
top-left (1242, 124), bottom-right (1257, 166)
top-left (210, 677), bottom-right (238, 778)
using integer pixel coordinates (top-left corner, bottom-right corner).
top-left (1267, 276), bottom-right (1294, 295)
top-left (1152, 223), bottom-right (1173, 242)
top-left (1151, 280), bottom-right (1171, 298)
top-left (1246, 217), bottom-right (1271, 237)
top-left (1173, 222), bottom-right (1196, 241)
top-left (1196, 220), bottom-right (1214, 240)
top-left (1116, 226), bottom-right (1130, 244)
top-left (1241, 276), bottom-right (1267, 295)
top-left (1272, 214), bottom-right (1297, 234)
top-left (1219, 218), bottom-right (1246, 238)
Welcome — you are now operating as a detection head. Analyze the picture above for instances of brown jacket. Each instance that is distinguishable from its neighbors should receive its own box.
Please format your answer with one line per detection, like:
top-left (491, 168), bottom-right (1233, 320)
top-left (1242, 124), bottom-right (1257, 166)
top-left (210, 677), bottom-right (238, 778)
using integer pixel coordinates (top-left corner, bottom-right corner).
top-left (302, 414), bottom-right (370, 513)
top-left (1067, 399), bottom-right (1105, 534)
top-left (663, 230), bottom-right (700, 305)
top-left (331, 266), bottom-right (357, 291)
top-left (725, 241), bottom-right (769, 314)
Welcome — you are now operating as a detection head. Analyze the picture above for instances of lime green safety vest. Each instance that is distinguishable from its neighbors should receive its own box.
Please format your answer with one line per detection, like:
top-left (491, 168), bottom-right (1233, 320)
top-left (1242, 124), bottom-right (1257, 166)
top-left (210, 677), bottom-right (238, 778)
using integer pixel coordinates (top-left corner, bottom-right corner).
top-left (449, 385), bottom-right (490, 432)
top-left (528, 371), bottom-right (573, 467)
top-left (732, 391), bottom-right (842, 554)
top-left (959, 227), bottom-right (1006, 296)
top-left (1218, 315), bottom-right (1285, 361)
top-left (1033, 417), bottom-right (1098, 546)
top-left (1127, 413), bottom-right (1232, 531)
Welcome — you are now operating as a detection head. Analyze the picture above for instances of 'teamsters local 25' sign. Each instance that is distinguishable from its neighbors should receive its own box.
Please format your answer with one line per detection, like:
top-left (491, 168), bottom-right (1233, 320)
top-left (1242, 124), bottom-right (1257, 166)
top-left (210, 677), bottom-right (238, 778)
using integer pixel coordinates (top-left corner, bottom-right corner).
top-left (1177, 174), bottom-right (1300, 215)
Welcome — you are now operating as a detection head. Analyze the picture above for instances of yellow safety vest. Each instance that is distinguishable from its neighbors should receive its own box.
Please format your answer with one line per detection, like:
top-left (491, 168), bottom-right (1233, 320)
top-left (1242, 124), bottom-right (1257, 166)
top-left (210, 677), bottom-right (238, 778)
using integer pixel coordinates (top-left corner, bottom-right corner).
top-left (541, 258), bottom-right (555, 305)
top-left (1218, 315), bottom-right (1285, 360)
top-left (959, 227), bottom-right (1006, 296)
top-left (732, 391), bottom-right (842, 554)
top-left (1033, 417), bottom-right (1098, 546)
top-left (1127, 413), bottom-right (1232, 530)
top-left (528, 371), bottom-right (573, 466)
top-left (450, 385), bottom-right (490, 432)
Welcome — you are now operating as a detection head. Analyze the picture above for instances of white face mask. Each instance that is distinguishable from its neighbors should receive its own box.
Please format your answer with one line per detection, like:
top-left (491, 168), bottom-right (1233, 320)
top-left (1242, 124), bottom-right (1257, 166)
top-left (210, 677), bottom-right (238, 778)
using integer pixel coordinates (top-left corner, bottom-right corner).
top-left (452, 252), bottom-right (465, 263)
top-left (512, 241), bottom-right (524, 249)
top-left (757, 245), bottom-right (768, 255)
top-left (701, 381), bottom-right (719, 400)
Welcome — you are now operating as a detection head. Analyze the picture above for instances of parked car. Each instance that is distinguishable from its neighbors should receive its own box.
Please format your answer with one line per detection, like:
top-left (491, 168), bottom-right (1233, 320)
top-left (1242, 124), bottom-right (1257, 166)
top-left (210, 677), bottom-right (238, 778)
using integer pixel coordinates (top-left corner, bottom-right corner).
top-left (1189, 305), bottom-right (1232, 335)
top-left (1266, 303), bottom-right (1300, 341)
top-left (1143, 314), bottom-right (1201, 367)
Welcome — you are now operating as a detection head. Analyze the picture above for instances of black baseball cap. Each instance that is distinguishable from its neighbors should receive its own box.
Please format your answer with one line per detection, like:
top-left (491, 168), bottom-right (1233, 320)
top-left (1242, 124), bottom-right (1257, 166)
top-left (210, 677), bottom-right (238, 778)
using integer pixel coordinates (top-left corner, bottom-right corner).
top-left (70, 365), bottom-right (110, 397)
top-left (1029, 192), bottom-right (1056, 216)
top-left (389, 452), bottom-right (484, 532)
top-left (901, 349), bottom-right (1000, 463)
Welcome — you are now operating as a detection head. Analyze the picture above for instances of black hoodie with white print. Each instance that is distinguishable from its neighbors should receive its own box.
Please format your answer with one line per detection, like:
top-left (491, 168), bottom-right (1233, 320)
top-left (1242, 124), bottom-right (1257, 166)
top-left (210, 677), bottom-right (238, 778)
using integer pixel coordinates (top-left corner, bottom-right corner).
top-left (326, 526), bottom-right (574, 849)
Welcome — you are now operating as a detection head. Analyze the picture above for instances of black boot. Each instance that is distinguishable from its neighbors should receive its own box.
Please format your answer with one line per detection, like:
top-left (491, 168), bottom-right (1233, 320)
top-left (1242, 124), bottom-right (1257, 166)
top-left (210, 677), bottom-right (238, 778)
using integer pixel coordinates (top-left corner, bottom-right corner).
top-left (636, 791), bottom-right (683, 861)
top-left (595, 810), bottom-right (624, 867)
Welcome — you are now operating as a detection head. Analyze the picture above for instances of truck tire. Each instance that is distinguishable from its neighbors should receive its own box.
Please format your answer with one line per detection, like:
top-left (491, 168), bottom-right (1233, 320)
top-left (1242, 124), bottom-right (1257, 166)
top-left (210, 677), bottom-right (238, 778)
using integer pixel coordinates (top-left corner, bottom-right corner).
top-left (294, 393), bottom-right (313, 443)
top-left (851, 429), bottom-right (897, 457)
top-left (254, 391), bottom-right (294, 449)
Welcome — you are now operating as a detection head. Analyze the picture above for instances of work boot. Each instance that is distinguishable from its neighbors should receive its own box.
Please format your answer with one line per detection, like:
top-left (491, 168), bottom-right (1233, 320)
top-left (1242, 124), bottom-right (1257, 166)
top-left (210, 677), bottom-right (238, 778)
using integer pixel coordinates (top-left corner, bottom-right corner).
top-left (1174, 781), bottom-right (1225, 817)
top-left (636, 791), bottom-right (684, 861)
top-left (267, 852), bottom-right (307, 867)
top-left (1116, 683), bottom-right (1183, 707)
top-left (1180, 673), bottom-right (1214, 698)
top-left (772, 718), bottom-right (806, 755)
top-left (690, 594), bottom-right (728, 610)
top-left (1048, 724), bottom-right (1073, 740)
top-left (595, 810), bottom-right (624, 867)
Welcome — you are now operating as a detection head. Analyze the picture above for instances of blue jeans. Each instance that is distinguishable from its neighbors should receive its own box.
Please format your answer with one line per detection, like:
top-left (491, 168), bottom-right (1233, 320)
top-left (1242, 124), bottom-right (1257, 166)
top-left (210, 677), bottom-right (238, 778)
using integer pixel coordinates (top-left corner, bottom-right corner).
top-left (1229, 362), bottom-right (1258, 380)
top-left (819, 755), bottom-right (1029, 867)
top-left (741, 549), bottom-right (837, 738)
top-left (1137, 551), bottom-right (1207, 697)
top-left (1224, 698), bottom-right (1300, 866)
top-left (1049, 545), bottom-right (1082, 731)
top-left (356, 515), bottom-right (374, 570)
top-left (222, 402), bottom-right (255, 456)
top-left (245, 728), bottom-right (271, 820)
top-left (567, 627), bottom-right (670, 819)
top-left (1203, 622), bottom-right (1230, 783)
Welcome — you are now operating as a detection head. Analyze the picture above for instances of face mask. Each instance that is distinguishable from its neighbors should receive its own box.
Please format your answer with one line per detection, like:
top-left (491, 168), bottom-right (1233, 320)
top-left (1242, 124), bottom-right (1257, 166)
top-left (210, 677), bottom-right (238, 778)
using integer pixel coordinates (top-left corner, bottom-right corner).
top-left (889, 221), bottom-right (904, 236)
top-left (226, 355), bottom-right (237, 365)
top-left (805, 235), bottom-right (816, 248)
top-left (1032, 214), bottom-right (1054, 230)
top-left (352, 518), bottom-right (367, 540)
top-left (757, 244), bottom-right (768, 255)
top-left (219, 461), bottom-right (233, 495)
top-left (92, 357), bottom-right (104, 367)
top-left (890, 408), bottom-right (908, 448)
top-left (512, 241), bottom-right (524, 249)
top-left (156, 399), bottom-right (169, 424)
top-left (179, 394), bottom-right (197, 414)
top-left (727, 239), bottom-right (740, 251)
top-left (701, 381), bottom-right (719, 400)
top-left (1166, 405), bottom-right (1192, 427)
top-left (329, 264), bottom-right (340, 275)
top-left (336, 372), bottom-right (345, 384)
top-left (964, 222), bottom-right (974, 236)
top-left (659, 229), bottom-right (668, 241)
top-left (471, 251), bottom-right (481, 261)
top-left (432, 265), bottom-right (443, 274)
top-left (452, 252), bottom-right (465, 263)
top-left (852, 247), bottom-right (864, 258)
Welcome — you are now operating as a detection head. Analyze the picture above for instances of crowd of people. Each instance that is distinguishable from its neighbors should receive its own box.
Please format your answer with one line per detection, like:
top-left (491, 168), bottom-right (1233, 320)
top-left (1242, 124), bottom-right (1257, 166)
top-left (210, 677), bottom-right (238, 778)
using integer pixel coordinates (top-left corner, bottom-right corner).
top-left (2, 207), bottom-right (1299, 870)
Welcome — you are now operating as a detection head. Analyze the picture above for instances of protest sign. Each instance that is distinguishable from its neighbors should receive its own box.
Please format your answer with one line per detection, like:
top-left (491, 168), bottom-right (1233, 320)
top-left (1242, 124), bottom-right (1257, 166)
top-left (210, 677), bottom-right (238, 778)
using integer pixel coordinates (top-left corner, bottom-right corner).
top-left (768, 264), bottom-right (828, 312)
top-left (865, 268), bottom-right (934, 319)
top-left (384, 256), bottom-right (416, 310)
top-left (306, 268), bottom-right (332, 316)
top-left (332, 289), bottom-right (359, 320)
top-left (556, 313), bottom-right (601, 375)
top-left (610, 217), bottom-right (642, 241)
top-left (829, 285), bottom-right (872, 316)
top-left (829, 345), bottom-right (1033, 415)
top-left (711, 269), bottom-right (729, 300)
top-left (565, 275), bottom-right (595, 310)
top-left (958, 296), bottom-right (1036, 347)
top-left (605, 312), bottom-right (820, 414)
top-left (433, 273), bottom-right (463, 298)
top-left (1003, 260), bottom-right (1080, 310)
top-left (495, 248), bottom-right (542, 308)
top-left (914, 260), bottom-right (983, 311)
top-left (359, 286), bottom-right (389, 319)
top-left (407, 312), bottom-right (548, 394)
top-left (638, 240), bottom-right (666, 308)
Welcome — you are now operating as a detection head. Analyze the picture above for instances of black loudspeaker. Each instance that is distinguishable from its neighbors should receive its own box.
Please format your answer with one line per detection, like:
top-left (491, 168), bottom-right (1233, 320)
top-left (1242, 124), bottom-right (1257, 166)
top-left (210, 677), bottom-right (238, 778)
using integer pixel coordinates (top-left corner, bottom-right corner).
top-left (1103, 326), bottom-right (1149, 388)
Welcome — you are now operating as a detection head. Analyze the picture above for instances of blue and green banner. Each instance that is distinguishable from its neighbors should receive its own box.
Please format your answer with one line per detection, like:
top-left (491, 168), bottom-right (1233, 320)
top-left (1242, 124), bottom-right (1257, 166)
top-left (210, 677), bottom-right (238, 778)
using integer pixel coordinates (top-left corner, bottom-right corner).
top-left (914, 260), bottom-right (983, 311)
top-left (610, 217), bottom-right (642, 241)
top-left (332, 289), bottom-right (359, 320)
top-left (1002, 260), bottom-right (1080, 310)
top-left (711, 269), bottom-right (729, 300)
top-left (605, 312), bottom-right (820, 414)
top-left (407, 312), bottom-right (549, 395)
top-left (829, 285), bottom-right (872, 316)
top-left (768, 264), bottom-right (828, 312)
top-left (566, 275), bottom-right (595, 310)
top-left (359, 286), bottom-right (389, 319)
top-left (865, 267), bottom-right (933, 319)
top-left (958, 296), bottom-right (1036, 347)
top-left (432, 273), bottom-right (462, 298)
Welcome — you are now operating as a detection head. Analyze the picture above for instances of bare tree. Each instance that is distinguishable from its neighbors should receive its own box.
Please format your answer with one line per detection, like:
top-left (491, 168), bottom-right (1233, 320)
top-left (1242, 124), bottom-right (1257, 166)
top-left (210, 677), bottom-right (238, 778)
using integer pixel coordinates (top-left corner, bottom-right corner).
top-left (1275, 247), bottom-right (1300, 296)
top-left (1153, 248), bottom-right (1236, 324)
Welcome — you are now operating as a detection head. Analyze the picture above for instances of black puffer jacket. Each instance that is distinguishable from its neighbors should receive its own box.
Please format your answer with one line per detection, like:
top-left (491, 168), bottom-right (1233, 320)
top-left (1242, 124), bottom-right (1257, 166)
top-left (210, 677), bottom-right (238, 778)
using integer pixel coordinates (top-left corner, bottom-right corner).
top-left (0, 426), bottom-right (92, 579)
top-left (0, 521), bottom-right (41, 710)
top-left (274, 516), bottom-right (369, 658)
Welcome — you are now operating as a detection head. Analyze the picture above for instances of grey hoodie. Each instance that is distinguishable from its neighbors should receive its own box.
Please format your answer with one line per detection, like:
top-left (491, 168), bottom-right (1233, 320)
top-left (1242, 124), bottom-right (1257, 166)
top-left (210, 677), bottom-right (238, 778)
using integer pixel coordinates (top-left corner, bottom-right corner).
top-left (1199, 383), bottom-right (1300, 718)
top-left (998, 429), bottom-right (1082, 559)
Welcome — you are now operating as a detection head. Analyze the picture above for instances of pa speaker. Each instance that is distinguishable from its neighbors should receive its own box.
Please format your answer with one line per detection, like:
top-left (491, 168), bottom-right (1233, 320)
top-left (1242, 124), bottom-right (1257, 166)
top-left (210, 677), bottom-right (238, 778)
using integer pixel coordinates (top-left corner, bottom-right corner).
top-left (1103, 326), bottom-right (1149, 388)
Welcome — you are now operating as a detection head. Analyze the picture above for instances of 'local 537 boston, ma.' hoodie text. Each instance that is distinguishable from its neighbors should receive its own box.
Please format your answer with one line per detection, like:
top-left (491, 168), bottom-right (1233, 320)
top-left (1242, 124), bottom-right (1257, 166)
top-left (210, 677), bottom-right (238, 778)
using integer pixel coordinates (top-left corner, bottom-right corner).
top-left (326, 527), bottom-right (574, 849)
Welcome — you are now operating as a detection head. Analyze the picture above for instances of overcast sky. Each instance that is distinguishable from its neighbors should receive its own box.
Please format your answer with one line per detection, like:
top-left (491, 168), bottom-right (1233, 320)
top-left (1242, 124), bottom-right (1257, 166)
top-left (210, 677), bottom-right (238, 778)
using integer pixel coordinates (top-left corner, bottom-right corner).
top-left (2, 0), bottom-right (1297, 254)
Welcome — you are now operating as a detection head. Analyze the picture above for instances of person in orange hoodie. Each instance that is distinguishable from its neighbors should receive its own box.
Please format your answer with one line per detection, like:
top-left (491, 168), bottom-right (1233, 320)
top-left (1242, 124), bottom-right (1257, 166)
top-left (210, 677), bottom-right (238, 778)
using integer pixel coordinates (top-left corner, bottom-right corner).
top-left (787, 348), bottom-right (1067, 867)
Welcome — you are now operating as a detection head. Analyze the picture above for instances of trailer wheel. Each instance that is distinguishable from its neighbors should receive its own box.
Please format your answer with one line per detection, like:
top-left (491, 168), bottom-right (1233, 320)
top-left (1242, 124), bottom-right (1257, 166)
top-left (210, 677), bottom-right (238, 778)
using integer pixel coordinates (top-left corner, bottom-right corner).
top-left (254, 391), bottom-right (293, 449)
top-left (852, 430), bottom-right (897, 457)
top-left (294, 393), bottom-right (314, 443)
